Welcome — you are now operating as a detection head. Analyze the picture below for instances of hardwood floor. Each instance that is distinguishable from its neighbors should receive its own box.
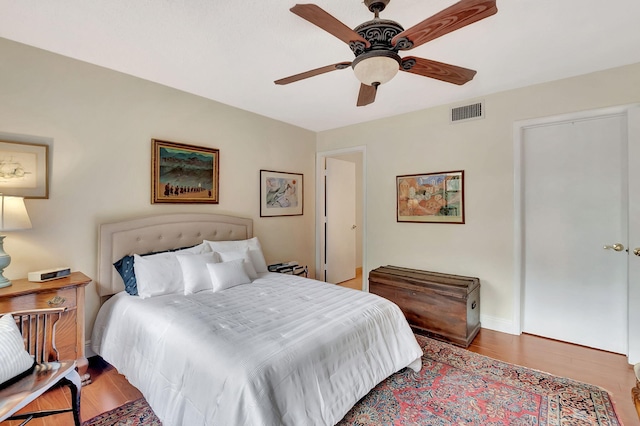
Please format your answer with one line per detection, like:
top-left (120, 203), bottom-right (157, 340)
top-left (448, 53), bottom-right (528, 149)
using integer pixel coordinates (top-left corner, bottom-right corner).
top-left (336, 267), bottom-right (363, 290)
top-left (5, 278), bottom-right (637, 425)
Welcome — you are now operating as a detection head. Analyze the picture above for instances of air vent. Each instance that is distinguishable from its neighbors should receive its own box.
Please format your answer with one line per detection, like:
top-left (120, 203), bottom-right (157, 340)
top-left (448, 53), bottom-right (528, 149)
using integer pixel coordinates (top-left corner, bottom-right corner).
top-left (450, 101), bottom-right (484, 123)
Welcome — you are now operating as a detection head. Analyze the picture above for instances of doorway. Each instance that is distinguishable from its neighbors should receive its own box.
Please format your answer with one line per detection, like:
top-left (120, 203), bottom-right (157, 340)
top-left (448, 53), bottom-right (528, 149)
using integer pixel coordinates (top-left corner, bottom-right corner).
top-left (316, 147), bottom-right (365, 290)
top-left (514, 105), bottom-right (639, 362)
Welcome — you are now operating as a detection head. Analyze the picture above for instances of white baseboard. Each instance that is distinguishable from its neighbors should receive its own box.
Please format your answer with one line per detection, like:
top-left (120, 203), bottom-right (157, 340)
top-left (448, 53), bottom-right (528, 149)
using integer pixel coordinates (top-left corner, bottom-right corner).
top-left (85, 340), bottom-right (97, 358)
top-left (480, 314), bottom-right (519, 335)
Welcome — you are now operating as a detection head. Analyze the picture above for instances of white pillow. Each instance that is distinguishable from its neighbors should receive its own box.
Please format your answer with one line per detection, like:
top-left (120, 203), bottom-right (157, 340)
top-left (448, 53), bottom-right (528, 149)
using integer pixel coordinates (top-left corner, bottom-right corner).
top-left (218, 249), bottom-right (258, 280)
top-left (205, 237), bottom-right (268, 273)
top-left (133, 244), bottom-right (209, 298)
top-left (181, 242), bottom-right (211, 254)
top-left (207, 259), bottom-right (251, 292)
top-left (134, 252), bottom-right (183, 299)
top-left (205, 236), bottom-right (261, 252)
top-left (177, 252), bottom-right (219, 294)
top-left (247, 249), bottom-right (268, 273)
top-left (0, 314), bottom-right (34, 385)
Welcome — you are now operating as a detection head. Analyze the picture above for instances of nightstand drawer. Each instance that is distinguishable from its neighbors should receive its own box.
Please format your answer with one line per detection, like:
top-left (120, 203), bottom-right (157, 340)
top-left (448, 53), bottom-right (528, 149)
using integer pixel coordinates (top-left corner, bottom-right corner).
top-left (0, 287), bottom-right (76, 312)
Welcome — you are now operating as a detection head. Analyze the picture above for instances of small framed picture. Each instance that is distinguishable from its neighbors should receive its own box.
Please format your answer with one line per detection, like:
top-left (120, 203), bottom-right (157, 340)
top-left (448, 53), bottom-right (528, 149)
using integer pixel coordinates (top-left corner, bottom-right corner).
top-left (0, 140), bottom-right (49, 198)
top-left (260, 170), bottom-right (303, 217)
top-left (397, 170), bottom-right (464, 223)
top-left (151, 139), bottom-right (219, 204)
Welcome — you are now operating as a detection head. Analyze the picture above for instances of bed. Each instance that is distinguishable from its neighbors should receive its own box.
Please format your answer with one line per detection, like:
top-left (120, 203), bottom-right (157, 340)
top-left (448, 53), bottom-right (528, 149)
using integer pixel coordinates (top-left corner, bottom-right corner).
top-left (91, 213), bottom-right (422, 426)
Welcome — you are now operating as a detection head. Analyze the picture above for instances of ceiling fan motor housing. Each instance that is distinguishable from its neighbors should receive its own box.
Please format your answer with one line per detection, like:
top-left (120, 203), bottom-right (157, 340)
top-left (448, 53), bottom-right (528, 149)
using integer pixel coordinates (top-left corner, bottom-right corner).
top-left (352, 18), bottom-right (404, 56)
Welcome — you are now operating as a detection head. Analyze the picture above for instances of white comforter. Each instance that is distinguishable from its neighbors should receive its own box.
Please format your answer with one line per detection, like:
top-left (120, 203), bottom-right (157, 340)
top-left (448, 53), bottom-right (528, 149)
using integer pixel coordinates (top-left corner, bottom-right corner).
top-left (91, 273), bottom-right (422, 426)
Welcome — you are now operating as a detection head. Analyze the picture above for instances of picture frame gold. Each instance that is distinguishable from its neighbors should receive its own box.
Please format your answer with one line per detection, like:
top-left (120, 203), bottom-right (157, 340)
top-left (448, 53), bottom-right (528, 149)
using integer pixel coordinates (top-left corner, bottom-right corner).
top-left (151, 139), bottom-right (219, 204)
top-left (260, 169), bottom-right (303, 217)
top-left (397, 170), bottom-right (464, 223)
top-left (0, 140), bottom-right (49, 199)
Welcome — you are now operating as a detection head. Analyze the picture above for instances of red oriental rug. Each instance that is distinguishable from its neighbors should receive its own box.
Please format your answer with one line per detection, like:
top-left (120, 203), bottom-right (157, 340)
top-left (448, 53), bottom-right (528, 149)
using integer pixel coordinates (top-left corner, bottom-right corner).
top-left (83, 335), bottom-right (622, 425)
top-left (339, 334), bottom-right (621, 425)
top-left (82, 397), bottom-right (161, 426)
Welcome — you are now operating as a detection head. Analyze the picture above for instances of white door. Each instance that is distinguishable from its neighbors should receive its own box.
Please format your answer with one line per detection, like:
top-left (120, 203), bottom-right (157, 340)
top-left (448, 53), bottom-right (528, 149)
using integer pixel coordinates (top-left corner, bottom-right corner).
top-left (628, 106), bottom-right (640, 364)
top-left (325, 157), bottom-right (356, 284)
top-left (522, 114), bottom-right (628, 353)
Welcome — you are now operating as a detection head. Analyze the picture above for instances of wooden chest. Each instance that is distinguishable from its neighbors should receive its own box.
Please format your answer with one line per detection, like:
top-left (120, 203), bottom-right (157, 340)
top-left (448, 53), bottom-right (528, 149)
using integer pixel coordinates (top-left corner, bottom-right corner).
top-left (369, 266), bottom-right (480, 347)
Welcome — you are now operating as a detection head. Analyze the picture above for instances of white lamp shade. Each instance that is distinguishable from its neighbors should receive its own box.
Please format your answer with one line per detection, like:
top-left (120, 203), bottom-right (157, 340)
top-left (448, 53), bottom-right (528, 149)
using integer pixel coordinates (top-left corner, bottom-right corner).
top-left (0, 195), bottom-right (32, 231)
top-left (353, 55), bottom-right (400, 86)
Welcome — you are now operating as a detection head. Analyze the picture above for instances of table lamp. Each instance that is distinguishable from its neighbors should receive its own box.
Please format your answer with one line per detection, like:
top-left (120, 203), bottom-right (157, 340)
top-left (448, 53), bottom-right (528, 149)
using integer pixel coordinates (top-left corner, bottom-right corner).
top-left (0, 194), bottom-right (32, 288)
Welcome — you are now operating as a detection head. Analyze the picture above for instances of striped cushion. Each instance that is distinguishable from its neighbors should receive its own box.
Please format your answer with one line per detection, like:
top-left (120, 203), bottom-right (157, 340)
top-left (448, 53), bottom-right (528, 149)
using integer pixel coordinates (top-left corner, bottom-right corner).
top-left (0, 314), bottom-right (35, 386)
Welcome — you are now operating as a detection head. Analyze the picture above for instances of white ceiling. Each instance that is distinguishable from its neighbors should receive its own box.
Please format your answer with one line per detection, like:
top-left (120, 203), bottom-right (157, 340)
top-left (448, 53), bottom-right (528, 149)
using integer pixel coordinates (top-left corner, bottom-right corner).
top-left (1, 0), bottom-right (639, 132)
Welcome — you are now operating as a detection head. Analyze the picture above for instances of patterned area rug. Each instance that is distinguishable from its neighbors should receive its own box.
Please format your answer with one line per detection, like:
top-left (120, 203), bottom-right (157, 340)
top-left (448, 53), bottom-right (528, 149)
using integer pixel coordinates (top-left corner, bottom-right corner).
top-left (82, 397), bottom-right (161, 426)
top-left (339, 334), bottom-right (621, 425)
top-left (83, 335), bottom-right (621, 425)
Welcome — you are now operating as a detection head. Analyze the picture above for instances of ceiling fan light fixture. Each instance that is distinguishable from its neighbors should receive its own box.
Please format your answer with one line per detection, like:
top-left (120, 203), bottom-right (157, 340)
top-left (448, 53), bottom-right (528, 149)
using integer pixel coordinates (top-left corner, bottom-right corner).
top-left (352, 51), bottom-right (401, 86)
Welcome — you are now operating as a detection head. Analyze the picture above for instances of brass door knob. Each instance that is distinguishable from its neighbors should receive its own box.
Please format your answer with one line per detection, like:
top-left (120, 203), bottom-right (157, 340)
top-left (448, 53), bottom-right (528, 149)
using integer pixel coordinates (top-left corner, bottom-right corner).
top-left (603, 243), bottom-right (624, 252)
top-left (634, 248), bottom-right (640, 256)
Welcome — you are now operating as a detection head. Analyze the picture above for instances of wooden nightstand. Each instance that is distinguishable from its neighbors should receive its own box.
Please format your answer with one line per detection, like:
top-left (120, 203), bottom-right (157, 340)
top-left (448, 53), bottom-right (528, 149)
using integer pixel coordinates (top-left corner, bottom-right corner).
top-left (0, 271), bottom-right (92, 385)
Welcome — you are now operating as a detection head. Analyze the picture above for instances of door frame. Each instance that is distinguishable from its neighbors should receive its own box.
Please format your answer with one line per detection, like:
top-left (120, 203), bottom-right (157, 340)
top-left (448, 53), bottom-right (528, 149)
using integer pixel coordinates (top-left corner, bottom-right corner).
top-left (513, 104), bottom-right (639, 361)
top-left (316, 146), bottom-right (367, 289)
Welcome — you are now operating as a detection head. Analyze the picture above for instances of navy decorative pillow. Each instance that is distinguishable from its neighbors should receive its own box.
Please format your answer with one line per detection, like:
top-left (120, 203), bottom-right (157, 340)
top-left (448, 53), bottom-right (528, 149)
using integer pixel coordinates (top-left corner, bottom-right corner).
top-left (113, 255), bottom-right (137, 296)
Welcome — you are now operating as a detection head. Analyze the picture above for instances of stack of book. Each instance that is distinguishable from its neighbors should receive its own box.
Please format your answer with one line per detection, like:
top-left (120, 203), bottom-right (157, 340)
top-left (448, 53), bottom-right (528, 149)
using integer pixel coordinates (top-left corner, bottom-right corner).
top-left (268, 262), bottom-right (307, 277)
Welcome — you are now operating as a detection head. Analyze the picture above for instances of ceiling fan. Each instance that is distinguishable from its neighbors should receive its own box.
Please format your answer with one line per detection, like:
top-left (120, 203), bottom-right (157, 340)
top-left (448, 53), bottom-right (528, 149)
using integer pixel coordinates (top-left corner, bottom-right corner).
top-left (275, 0), bottom-right (497, 106)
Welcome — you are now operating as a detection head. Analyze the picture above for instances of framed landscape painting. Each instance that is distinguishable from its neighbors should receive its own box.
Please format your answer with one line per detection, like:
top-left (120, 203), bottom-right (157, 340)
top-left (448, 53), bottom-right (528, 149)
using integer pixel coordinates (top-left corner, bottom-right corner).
top-left (0, 140), bottom-right (48, 198)
top-left (260, 170), bottom-right (303, 217)
top-left (397, 170), bottom-right (464, 223)
top-left (151, 139), bottom-right (219, 204)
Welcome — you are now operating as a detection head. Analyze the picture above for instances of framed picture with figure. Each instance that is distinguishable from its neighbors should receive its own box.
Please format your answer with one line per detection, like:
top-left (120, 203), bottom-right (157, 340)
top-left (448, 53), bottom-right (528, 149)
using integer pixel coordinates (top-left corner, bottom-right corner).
top-left (151, 139), bottom-right (219, 204)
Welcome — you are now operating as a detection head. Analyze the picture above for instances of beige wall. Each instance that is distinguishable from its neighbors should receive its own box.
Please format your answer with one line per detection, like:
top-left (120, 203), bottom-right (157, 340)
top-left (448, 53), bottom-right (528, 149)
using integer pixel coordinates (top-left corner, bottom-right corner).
top-left (0, 38), bottom-right (316, 339)
top-left (317, 62), bottom-right (640, 332)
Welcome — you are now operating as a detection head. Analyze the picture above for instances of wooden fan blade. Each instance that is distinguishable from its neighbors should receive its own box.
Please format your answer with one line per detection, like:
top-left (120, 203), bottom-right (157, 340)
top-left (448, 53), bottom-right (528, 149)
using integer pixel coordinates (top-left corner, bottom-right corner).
top-left (275, 62), bottom-right (352, 85)
top-left (401, 56), bottom-right (477, 85)
top-left (291, 4), bottom-right (370, 47)
top-left (392, 0), bottom-right (497, 50)
top-left (357, 83), bottom-right (377, 107)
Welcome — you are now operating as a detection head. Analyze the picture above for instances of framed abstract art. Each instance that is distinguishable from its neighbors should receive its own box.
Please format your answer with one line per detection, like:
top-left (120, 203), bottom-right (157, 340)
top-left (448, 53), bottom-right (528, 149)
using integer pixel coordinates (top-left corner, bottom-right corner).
top-left (396, 170), bottom-right (464, 223)
top-left (260, 169), bottom-right (303, 217)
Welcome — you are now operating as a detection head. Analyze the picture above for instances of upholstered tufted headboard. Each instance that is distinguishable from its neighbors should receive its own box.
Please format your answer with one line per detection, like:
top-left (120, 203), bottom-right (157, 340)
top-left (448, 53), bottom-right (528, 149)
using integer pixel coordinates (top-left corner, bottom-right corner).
top-left (97, 213), bottom-right (253, 297)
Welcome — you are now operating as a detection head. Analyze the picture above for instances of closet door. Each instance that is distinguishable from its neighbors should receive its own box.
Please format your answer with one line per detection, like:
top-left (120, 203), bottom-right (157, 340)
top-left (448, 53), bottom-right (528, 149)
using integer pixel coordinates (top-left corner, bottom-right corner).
top-left (522, 113), bottom-right (628, 354)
